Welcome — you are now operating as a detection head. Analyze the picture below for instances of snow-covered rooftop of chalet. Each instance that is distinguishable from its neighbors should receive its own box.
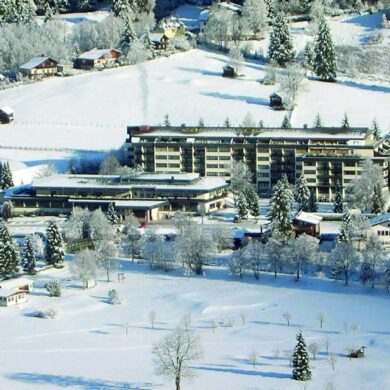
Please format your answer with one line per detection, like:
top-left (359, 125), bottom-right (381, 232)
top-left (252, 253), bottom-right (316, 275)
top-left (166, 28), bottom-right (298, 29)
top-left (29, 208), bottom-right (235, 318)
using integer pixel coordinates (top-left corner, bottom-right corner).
top-left (0, 106), bottom-right (14, 115)
top-left (370, 213), bottom-right (390, 227)
top-left (69, 199), bottom-right (167, 209)
top-left (20, 56), bottom-right (56, 70)
top-left (0, 289), bottom-right (25, 298)
top-left (130, 127), bottom-right (369, 141)
top-left (0, 278), bottom-right (33, 290)
top-left (29, 174), bottom-right (227, 192)
top-left (77, 49), bottom-right (120, 60)
top-left (149, 33), bottom-right (165, 42)
top-left (294, 211), bottom-right (323, 225)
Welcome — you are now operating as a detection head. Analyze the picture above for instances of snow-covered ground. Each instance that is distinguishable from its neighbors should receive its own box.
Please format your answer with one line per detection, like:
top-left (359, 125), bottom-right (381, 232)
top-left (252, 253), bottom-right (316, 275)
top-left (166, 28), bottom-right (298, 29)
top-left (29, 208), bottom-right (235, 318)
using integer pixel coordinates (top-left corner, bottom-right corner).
top-left (1, 263), bottom-right (389, 389)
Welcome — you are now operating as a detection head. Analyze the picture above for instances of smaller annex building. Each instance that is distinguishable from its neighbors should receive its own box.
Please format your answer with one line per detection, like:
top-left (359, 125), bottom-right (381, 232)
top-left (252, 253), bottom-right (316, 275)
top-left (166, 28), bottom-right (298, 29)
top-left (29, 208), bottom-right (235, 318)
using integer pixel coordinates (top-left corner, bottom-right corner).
top-left (4, 173), bottom-right (228, 221)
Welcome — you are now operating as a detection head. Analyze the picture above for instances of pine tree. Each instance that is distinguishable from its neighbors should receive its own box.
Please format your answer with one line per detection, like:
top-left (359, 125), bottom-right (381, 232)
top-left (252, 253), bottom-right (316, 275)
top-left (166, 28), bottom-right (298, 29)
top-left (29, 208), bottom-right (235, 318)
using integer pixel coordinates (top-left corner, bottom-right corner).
top-left (164, 114), bottom-right (171, 127)
top-left (43, 0), bottom-right (54, 22)
top-left (268, 178), bottom-right (294, 236)
top-left (303, 43), bottom-right (313, 69)
top-left (265, 0), bottom-right (275, 20)
top-left (119, 15), bottom-right (136, 54)
top-left (313, 113), bottom-right (322, 128)
top-left (258, 120), bottom-right (264, 128)
top-left (337, 209), bottom-right (352, 243)
top-left (281, 115), bottom-right (291, 129)
top-left (0, 162), bottom-right (14, 189)
top-left (198, 118), bottom-right (205, 127)
top-left (113, 0), bottom-right (132, 19)
top-left (245, 185), bottom-right (260, 218)
top-left (0, 0), bottom-right (36, 24)
top-left (371, 119), bottom-right (381, 140)
top-left (237, 192), bottom-right (248, 219)
top-left (22, 234), bottom-right (37, 275)
top-left (295, 176), bottom-right (310, 212)
top-left (307, 190), bottom-right (318, 212)
top-left (313, 18), bottom-right (336, 81)
top-left (45, 220), bottom-right (65, 267)
top-left (107, 203), bottom-right (120, 224)
top-left (0, 220), bottom-right (19, 278)
top-left (372, 183), bottom-right (384, 215)
top-left (142, 33), bottom-right (155, 56)
top-left (292, 330), bottom-right (312, 381)
top-left (333, 180), bottom-right (343, 213)
top-left (268, 13), bottom-right (295, 67)
top-left (224, 117), bottom-right (231, 127)
top-left (341, 113), bottom-right (349, 128)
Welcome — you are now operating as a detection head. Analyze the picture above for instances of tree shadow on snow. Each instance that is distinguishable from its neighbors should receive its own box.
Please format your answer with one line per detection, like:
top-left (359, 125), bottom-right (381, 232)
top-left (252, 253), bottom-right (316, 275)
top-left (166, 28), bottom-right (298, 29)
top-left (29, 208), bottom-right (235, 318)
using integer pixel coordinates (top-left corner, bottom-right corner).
top-left (177, 66), bottom-right (221, 77)
top-left (201, 92), bottom-right (269, 106)
top-left (336, 79), bottom-right (390, 94)
top-left (5, 373), bottom-right (157, 389)
top-left (193, 365), bottom-right (291, 378)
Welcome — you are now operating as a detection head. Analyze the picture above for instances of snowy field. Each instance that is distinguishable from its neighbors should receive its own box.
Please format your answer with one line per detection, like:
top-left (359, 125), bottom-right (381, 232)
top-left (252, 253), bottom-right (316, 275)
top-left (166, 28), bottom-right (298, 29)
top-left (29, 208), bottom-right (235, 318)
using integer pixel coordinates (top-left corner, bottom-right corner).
top-left (0, 263), bottom-right (389, 390)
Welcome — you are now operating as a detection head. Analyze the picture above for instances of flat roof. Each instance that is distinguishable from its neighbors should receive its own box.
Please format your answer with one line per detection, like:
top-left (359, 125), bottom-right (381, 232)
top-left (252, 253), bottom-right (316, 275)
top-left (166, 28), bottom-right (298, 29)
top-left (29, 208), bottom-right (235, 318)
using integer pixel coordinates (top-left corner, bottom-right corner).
top-left (69, 199), bottom-right (168, 210)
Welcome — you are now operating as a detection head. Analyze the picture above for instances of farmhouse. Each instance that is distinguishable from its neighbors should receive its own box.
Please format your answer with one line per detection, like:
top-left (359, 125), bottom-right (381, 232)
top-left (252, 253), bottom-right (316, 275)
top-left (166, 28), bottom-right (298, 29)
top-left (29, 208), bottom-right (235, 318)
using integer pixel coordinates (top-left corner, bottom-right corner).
top-left (74, 49), bottom-right (121, 70)
top-left (368, 213), bottom-right (390, 248)
top-left (127, 125), bottom-right (390, 200)
top-left (293, 211), bottom-right (322, 237)
top-left (19, 56), bottom-right (59, 79)
top-left (4, 173), bottom-right (228, 220)
top-left (0, 106), bottom-right (14, 123)
top-left (149, 33), bottom-right (169, 50)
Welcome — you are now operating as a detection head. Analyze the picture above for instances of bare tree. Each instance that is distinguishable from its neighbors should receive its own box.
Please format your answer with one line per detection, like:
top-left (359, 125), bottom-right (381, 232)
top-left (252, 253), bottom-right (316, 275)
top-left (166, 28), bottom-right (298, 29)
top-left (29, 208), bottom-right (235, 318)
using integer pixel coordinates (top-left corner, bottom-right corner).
top-left (96, 240), bottom-right (119, 282)
top-left (70, 249), bottom-right (98, 289)
top-left (240, 310), bottom-right (247, 326)
top-left (284, 349), bottom-right (293, 367)
top-left (249, 349), bottom-right (258, 368)
top-left (210, 319), bottom-right (218, 333)
top-left (210, 225), bottom-right (233, 252)
top-left (228, 248), bottom-right (249, 279)
top-left (328, 353), bottom-right (337, 370)
top-left (181, 313), bottom-right (192, 331)
top-left (152, 328), bottom-right (204, 390)
top-left (283, 312), bottom-right (292, 326)
top-left (323, 337), bottom-right (330, 354)
top-left (149, 310), bottom-right (157, 329)
top-left (317, 312), bottom-right (325, 329)
top-left (308, 342), bottom-right (320, 360)
top-left (277, 65), bottom-right (306, 110)
top-left (124, 211), bottom-right (141, 262)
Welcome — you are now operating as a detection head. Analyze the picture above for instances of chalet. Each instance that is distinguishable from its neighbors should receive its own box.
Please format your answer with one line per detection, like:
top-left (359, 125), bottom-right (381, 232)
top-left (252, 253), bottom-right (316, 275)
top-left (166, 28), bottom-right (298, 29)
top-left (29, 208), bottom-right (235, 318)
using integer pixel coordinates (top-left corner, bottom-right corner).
top-left (19, 56), bottom-right (59, 79)
top-left (222, 65), bottom-right (236, 78)
top-left (293, 211), bottom-right (323, 237)
top-left (154, 17), bottom-right (186, 39)
top-left (368, 213), bottom-right (390, 248)
top-left (74, 48), bottom-right (121, 70)
top-left (0, 106), bottom-right (14, 124)
top-left (269, 92), bottom-right (285, 110)
top-left (0, 290), bottom-right (27, 307)
top-left (0, 278), bottom-right (34, 292)
top-left (149, 33), bottom-right (169, 50)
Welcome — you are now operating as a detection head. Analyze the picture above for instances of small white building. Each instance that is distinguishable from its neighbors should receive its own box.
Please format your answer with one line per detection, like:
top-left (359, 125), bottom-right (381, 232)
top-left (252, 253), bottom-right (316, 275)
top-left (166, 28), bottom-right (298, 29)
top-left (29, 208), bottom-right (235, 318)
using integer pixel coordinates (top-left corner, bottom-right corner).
top-left (368, 213), bottom-right (390, 248)
top-left (0, 289), bottom-right (28, 307)
top-left (0, 277), bottom-right (34, 293)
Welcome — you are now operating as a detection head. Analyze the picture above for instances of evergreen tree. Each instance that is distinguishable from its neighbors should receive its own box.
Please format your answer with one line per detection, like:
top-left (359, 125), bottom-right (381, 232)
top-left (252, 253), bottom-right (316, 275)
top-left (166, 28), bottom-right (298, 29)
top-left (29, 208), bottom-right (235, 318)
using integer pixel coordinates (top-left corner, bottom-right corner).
top-left (307, 190), bottom-right (318, 212)
top-left (313, 18), bottom-right (336, 81)
top-left (43, 0), bottom-right (54, 22)
top-left (292, 330), bottom-right (312, 381)
top-left (0, 220), bottom-right (19, 278)
top-left (237, 192), bottom-right (248, 219)
top-left (107, 203), bottom-right (120, 224)
top-left (295, 176), bottom-right (310, 212)
top-left (372, 183), bottom-right (384, 215)
top-left (142, 33), bottom-right (155, 56)
top-left (333, 180), bottom-right (343, 213)
top-left (303, 43), bottom-right (313, 69)
top-left (265, 0), bottom-right (275, 20)
top-left (258, 120), bottom-right (264, 128)
top-left (119, 15), bottom-right (136, 54)
top-left (0, 0), bottom-right (36, 24)
top-left (341, 113), bottom-right (349, 128)
top-left (164, 114), bottom-right (171, 127)
top-left (198, 118), bottom-right (205, 127)
top-left (268, 13), bottom-right (295, 67)
top-left (22, 234), bottom-right (37, 274)
top-left (45, 220), bottom-right (65, 267)
top-left (0, 162), bottom-right (14, 189)
top-left (224, 117), bottom-right (231, 127)
top-left (113, 0), bottom-right (132, 19)
top-left (313, 113), bottom-right (322, 128)
top-left (281, 115), bottom-right (291, 129)
top-left (268, 178), bottom-right (294, 236)
top-left (371, 119), bottom-right (381, 140)
top-left (337, 209), bottom-right (352, 243)
top-left (245, 185), bottom-right (260, 218)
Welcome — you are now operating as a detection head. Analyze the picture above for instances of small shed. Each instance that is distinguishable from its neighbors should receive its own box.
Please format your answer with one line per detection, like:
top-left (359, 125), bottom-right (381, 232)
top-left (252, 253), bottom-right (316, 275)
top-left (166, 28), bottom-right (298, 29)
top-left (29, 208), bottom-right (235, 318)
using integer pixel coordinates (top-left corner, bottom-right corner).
top-left (0, 277), bottom-right (34, 292)
top-left (0, 289), bottom-right (27, 307)
top-left (269, 92), bottom-right (285, 109)
top-left (293, 211), bottom-right (323, 237)
top-left (19, 56), bottom-right (59, 79)
top-left (0, 106), bottom-right (14, 123)
top-left (222, 65), bottom-right (236, 78)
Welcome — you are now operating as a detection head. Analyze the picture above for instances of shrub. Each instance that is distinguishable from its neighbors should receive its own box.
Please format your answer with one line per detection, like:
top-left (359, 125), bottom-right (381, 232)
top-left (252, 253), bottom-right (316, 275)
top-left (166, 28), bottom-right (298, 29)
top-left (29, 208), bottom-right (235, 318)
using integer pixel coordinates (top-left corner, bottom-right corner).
top-left (108, 289), bottom-right (123, 305)
top-left (33, 308), bottom-right (58, 319)
top-left (46, 280), bottom-right (62, 297)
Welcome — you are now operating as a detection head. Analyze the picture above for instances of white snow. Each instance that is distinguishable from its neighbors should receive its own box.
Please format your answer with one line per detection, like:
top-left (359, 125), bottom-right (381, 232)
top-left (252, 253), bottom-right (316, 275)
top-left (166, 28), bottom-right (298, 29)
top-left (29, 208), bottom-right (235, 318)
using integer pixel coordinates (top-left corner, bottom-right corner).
top-left (0, 263), bottom-right (389, 389)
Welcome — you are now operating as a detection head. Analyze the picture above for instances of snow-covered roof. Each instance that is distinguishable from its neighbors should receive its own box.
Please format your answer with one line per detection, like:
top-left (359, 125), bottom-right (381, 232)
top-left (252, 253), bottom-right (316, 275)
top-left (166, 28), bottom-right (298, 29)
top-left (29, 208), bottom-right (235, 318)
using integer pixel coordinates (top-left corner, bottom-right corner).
top-left (370, 213), bottom-right (390, 227)
top-left (294, 211), bottom-right (323, 225)
top-left (69, 198), bottom-right (167, 210)
top-left (0, 106), bottom-right (14, 115)
top-left (198, 9), bottom-right (209, 22)
top-left (0, 289), bottom-right (25, 298)
top-left (149, 33), bottom-right (165, 42)
top-left (20, 57), bottom-right (57, 70)
top-left (218, 2), bottom-right (242, 12)
top-left (77, 49), bottom-right (121, 60)
top-left (0, 278), bottom-right (33, 290)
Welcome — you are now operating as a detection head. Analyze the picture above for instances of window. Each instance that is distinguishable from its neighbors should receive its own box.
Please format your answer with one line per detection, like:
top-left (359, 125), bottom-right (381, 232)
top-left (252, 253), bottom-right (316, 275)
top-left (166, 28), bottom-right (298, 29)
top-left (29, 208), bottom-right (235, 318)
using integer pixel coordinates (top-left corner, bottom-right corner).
top-left (207, 156), bottom-right (218, 160)
top-left (206, 164), bottom-right (218, 169)
top-left (259, 173), bottom-right (269, 177)
top-left (156, 163), bottom-right (167, 168)
top-left (207, 172), bottom-right (218, 176)
top-left (344, 170), bottom-right (356, 175)
top-left (307, 178), bottom-right (316, 183)
top-left (304, 170), bottom-right (316, 174)
top-left (168, 155), bottom-right (180, 160)
top-left (220, 156), bottom-right (231, 160)
top-left (258, 165), bottom-right (268, 169)
top-left (258, 157), bottom-right (269, 161)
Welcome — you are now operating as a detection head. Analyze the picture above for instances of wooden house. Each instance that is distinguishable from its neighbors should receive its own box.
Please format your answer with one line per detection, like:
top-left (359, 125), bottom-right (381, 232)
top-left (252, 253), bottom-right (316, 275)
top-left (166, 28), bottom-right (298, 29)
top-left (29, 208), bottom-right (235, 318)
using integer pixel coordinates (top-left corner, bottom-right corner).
top-left (19, 56), bottom-right (59, 79)
top-left (222, 65), bottom-right (236, 78)
top-left (149, 33), bottom-right (169, 50)
top-left (74, 49), bottom-right (122, 70)
top-left (269, 92), bottom-right (285, 110)
top-left (293, 211), bottom-right (323, 237)
top-left (0, 106), bottom-right (14, 124)
top-left (0, 289), bottom-right (27, 307)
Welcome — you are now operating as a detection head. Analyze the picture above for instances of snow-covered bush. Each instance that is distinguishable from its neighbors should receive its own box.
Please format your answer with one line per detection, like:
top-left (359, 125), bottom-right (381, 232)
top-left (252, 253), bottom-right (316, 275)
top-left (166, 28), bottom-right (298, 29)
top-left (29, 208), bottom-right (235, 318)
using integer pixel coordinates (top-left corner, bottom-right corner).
top-left (108, 289), bottom-right (123, 305)
top-left (46, 280), bottom-right (62, 297)
top-left (367, 29), bottom-right (384, 45)
top-left (167, 36), bottom-right (191, 52)
top-left (33, 308), bottom-right (58, 319)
